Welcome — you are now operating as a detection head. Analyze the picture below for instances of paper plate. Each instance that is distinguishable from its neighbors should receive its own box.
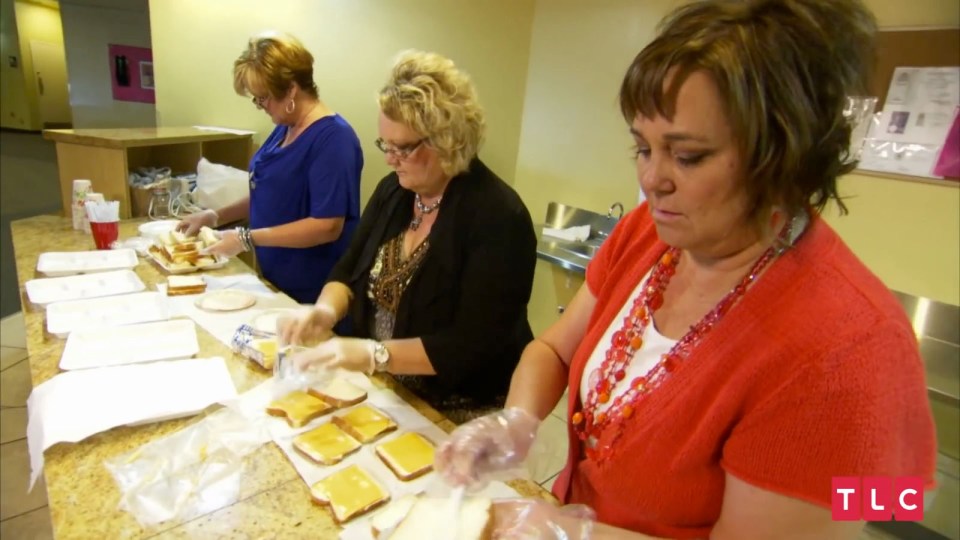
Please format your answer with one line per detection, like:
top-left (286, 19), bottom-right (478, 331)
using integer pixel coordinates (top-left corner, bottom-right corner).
top-left (250, 308), bottom-right (303, 335)
top-left (194, 289), bottom-right (257, 312)
top-left (138, 220), bottom-right (180, 241)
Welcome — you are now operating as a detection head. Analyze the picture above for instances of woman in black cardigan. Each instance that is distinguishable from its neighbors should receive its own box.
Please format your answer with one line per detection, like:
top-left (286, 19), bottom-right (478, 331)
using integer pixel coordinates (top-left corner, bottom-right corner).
top-left (282, 50), bottom-right (537, 423)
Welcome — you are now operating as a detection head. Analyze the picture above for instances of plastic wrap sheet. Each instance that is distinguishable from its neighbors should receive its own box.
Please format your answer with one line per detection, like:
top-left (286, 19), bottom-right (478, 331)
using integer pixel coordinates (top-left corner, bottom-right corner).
top-left (104, 395), bottom-right (274, 526)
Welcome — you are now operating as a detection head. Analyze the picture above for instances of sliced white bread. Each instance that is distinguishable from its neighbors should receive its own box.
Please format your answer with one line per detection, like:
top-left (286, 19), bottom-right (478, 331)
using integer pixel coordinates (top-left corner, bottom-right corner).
top-left (310, 465), bottom-right (390, 524)
top-left (309, 377), bottom-right (368, 408)
top-left (370, 494), bottom-right (418, 538)
top-left (387, 496), bottom-right (493, 540)
top-left (292, 422), bottom-right (361, 465)
top-left (166, 275), bottom-right (206, 296)
top-left (265, 390), bottom-right (333, 428)
top-left (374, 432), bottom-right (435, 481)
top-left (332, 404), bottom-right (397, 443)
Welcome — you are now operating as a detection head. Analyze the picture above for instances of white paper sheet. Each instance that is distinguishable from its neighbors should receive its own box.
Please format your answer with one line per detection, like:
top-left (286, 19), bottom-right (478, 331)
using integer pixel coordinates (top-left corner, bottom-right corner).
top-left (158, 274), bottom-right (300, 347)
top-left (26, 357), bottom-right (237, 489)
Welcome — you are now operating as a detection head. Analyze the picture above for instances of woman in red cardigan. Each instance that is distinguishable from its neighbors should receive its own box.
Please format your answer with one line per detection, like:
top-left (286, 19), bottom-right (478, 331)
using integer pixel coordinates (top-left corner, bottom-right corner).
top-left (436, 0), bottom-right (937, 538)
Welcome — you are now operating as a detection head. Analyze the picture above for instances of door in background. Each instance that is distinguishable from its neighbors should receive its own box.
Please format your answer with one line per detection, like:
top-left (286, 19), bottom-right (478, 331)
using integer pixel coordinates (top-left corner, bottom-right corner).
top-left (29, 40), bottom-right (72, 129)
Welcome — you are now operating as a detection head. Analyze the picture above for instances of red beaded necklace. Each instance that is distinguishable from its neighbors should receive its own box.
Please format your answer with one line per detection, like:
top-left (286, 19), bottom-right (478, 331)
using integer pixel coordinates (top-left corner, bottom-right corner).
top-left (572, 241), bottom-right (782, 462)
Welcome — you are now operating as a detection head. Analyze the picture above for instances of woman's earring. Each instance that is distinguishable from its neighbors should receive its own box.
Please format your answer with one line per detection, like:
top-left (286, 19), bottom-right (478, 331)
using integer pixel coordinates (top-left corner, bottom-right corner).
top-left (284, 99), bottom-right (295, 114)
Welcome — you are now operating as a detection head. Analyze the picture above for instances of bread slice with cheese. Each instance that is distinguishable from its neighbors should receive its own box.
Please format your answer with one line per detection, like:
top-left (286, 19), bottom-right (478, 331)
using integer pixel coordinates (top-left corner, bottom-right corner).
top-left (311, 464), bottom-right (390, 524)
top-left (370, 494), bottom-right (418, 538)
top-left (386, 496), bottom-right (493, 540)
top-left (293, 422), bottom-right (361, 465)
top-left (332, 404), bottom-right (397, 443)
top-left (166, 275), bottom-right (207, 296)
top-left (309, 377), bottom-right (367, 408)
top-left (375, 432), bottom-right (435, 481)
top-left (265, 390), bottom-right (333, 428)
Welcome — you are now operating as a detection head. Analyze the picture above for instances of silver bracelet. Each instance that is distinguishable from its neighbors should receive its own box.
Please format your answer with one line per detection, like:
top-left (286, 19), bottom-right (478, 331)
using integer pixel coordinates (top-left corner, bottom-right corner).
top-left (235, 226), bottom-right (253, 252)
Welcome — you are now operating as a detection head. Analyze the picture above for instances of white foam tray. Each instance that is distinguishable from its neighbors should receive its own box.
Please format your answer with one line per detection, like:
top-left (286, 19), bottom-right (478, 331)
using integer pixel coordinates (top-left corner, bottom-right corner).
top-left (46, 291), bottom-right (170, 338)
top-left (25, 269), bottom-right (145, 306)
top-left (37, 249), bottom-right (139, 277)
top-left (59, 319), bottom-right (200, 370)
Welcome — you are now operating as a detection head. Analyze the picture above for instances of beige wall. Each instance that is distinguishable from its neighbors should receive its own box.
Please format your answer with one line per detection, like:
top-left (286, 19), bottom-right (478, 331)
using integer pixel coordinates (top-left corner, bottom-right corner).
top-left (59, 0), bottom-right (156, 128)
top-left (515, 0), bottom-right (960, 335)
top-left (149, 0), bottom-right (535, 207)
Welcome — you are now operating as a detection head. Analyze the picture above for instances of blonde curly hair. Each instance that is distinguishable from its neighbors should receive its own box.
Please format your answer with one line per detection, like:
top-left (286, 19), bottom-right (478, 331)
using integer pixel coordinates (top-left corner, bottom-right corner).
top-left (378, 50), bottom-right (485, 177)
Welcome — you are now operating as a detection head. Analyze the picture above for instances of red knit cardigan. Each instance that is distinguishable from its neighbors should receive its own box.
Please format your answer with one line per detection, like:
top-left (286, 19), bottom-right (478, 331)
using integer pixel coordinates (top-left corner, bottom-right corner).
top-left (551, 204), bottom-right (936, 538)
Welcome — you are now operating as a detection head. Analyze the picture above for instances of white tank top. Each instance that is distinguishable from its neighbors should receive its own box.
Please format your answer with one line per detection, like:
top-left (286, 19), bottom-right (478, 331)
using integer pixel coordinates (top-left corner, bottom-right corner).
top-left (579, 268), bottom-right (679, 415)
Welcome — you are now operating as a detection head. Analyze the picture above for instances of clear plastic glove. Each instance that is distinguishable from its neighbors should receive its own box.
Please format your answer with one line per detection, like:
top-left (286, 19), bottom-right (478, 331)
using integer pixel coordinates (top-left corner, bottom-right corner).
top-left (492, 499), bottom-right (595, 540)
top-left (278, 304), bottom-right (338, 346)
top-left (435, 407), bottom-right (541, 490)
top-left (176, 209), bottom-right (218, 236)
top-left (201, 229), bottom-right (243, 258)
top-left (287, 337), bottom-right (376, 375)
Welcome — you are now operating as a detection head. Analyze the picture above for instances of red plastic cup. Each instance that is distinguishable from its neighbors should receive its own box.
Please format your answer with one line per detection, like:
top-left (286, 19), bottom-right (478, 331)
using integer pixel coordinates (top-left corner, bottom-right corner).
top-left (90, 221), bottom-right (119, 250)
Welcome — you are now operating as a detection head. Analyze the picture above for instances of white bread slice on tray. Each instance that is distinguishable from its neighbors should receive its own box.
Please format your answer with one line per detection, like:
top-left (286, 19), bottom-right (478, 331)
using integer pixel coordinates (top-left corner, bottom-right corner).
top-left (292, 422), bottom-right (361, 465)
top-left (310, 464), bottom-right (390, 524)
top-left (374, 432), bottom-right (435, 481)
top-left (332, 404), bottom-right (397, 443)
top-left (386, 496), bottom-right (493, 540)
top-left (309, 376), bottom-right (367, 408)
top-left (265, 390), bottom-right (333, 428)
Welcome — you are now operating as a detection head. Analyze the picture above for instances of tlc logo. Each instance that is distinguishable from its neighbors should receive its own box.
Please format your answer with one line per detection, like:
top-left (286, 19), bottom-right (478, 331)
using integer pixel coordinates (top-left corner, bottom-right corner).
top-left (832, 477), bottom-right (924, 521)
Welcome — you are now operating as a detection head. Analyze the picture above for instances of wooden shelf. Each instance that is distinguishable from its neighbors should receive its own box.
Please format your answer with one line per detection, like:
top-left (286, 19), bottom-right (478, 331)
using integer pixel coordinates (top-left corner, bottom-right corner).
top-left (43, 127), bottom-right (253, 219)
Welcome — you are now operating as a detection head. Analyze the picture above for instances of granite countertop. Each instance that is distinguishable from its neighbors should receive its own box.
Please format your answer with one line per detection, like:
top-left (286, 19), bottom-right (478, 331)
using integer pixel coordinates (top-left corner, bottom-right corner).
top-left (11, 215), bottom-right (547, 539)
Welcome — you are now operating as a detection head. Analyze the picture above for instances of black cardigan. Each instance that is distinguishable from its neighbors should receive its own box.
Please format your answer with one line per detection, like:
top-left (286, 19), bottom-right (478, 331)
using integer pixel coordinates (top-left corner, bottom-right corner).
top-left (327, 158), bottom-right (537, 405)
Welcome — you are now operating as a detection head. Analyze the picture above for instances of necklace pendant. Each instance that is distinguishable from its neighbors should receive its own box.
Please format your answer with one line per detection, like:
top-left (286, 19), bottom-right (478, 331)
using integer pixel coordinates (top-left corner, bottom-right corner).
top-left (409, 215), bottom-right (422, 231)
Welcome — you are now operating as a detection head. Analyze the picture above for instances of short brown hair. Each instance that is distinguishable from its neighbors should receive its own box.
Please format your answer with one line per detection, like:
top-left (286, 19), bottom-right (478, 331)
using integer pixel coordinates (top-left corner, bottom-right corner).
top-left (233, 32), bottom-right (318, 100)
top-left (620, 0), bottom-right (877, 216)
top-left (379, 50), bottom-right (485, 177)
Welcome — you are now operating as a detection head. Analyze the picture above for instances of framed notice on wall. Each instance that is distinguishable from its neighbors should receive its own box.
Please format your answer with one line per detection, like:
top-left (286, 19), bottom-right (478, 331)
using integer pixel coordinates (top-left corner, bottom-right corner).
top-left (108, 44), bottom-right (154, 104)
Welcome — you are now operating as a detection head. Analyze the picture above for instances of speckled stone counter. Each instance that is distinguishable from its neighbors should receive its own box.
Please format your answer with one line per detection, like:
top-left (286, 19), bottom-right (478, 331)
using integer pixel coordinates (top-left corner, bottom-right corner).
top-left (11, 215), bottom-right (547, 539)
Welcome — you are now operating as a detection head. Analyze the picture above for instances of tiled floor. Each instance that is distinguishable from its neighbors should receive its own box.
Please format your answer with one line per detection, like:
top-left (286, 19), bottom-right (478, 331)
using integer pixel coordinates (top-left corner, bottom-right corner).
top-left (0, 312), bottom-right (53, 538)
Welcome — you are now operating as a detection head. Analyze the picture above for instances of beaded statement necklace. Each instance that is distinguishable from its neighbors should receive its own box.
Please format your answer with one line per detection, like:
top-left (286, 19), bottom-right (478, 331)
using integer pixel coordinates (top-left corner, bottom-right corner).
top-left (573, 215), bottom-right (804, 463)
top-left (410, 193), bottom-right (442, 231)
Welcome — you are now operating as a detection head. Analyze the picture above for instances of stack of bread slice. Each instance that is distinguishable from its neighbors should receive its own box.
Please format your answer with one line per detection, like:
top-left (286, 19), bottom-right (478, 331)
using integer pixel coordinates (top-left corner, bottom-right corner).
top-left (148, 227), bottom-right (220, 271)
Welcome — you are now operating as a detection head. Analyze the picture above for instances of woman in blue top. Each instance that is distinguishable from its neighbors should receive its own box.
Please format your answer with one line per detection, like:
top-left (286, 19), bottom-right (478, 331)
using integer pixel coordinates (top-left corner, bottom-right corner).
top-left (178, 32), bottom-right (363, 304)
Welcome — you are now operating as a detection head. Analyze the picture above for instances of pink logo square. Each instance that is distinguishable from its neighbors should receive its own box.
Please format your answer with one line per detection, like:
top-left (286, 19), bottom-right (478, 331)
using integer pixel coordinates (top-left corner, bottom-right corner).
top-left (832, 477), bottom-right (861, 521)
top-left (893, 477), bottom-right (925, 521)
top-left (862, 476), bottom-right (893, 521)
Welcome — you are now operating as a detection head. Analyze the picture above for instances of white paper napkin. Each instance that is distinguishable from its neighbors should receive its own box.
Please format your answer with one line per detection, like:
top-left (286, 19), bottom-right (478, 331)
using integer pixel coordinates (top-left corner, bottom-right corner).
top-left (542, 225), bottom-right (591, 242)
top-left (26, 357), bottom-right (237, 489)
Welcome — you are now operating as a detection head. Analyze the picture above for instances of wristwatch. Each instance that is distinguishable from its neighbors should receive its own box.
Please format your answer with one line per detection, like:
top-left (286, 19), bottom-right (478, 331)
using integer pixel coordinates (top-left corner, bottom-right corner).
top-left (373, 342), bottom-right (391, 373)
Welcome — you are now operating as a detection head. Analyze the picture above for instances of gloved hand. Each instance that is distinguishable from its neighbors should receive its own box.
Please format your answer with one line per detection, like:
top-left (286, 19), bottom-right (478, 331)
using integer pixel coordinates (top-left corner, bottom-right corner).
top-left (200, 229), bottom-right (243, 258)
top-left (176, 209), bottom-right (218, 236)
top-left (435, 407), bottom-right (541, 490)
top-left (491, 499), bottom-right (595, 540)
top-left (278, 304), bottom-right (338, 346)
top-left (288, 337), bottom-right (376, 375)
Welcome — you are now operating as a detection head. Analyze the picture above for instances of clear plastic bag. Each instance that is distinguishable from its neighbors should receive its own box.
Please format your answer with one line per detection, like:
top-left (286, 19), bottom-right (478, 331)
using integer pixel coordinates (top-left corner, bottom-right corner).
top-left (194, 158), bottom-right (248, 211)
top-left (104, 404), bottom-right (272, 526)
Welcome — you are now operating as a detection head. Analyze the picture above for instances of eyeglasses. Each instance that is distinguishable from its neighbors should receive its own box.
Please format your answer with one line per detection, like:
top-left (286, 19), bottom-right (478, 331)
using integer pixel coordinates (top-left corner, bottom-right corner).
top-left (251, 95), bottom-right (269, 109)
top-left (374, 137), bottom-right (426, 160)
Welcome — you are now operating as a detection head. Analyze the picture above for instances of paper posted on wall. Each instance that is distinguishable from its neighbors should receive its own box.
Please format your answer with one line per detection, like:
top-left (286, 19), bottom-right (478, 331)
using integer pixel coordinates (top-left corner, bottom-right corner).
top-left (859, 67), bottom-right (960, 178)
